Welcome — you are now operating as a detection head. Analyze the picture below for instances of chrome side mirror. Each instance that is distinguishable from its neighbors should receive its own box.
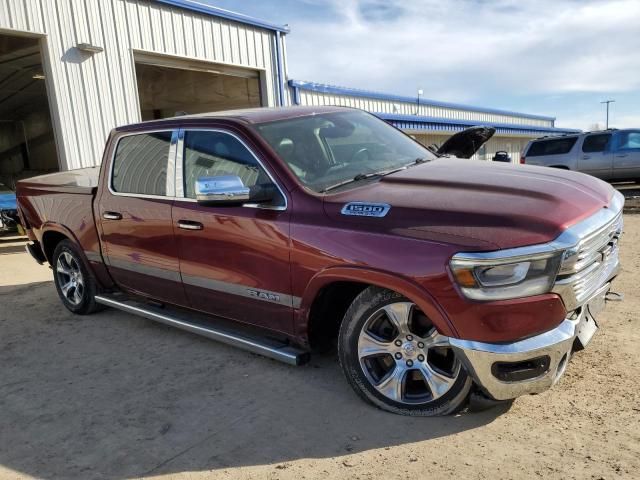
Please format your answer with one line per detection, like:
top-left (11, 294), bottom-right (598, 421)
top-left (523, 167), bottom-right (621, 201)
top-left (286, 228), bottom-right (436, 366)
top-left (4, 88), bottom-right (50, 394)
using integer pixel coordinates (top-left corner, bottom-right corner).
top-left (195, 175), bottom-right (250, 204)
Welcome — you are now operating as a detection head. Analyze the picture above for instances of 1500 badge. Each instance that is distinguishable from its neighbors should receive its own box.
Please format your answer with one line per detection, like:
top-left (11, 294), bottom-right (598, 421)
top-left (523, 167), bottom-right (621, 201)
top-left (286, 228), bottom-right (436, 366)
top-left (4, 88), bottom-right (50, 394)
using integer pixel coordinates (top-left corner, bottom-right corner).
top-left (341, 202), bottom-right (391, 218)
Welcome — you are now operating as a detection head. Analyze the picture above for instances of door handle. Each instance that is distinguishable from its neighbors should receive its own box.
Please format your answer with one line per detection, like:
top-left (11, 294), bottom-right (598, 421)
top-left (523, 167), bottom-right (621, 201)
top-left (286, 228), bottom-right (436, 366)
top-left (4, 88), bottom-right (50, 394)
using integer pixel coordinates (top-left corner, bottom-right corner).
top-left (178, 220), bottom-right (204, 231)
top-left (616, 154), bottom-right (628, 158)
top-left (582, 155), bottom-right (591, 160)
top-left (102, 211), bottom-right (122, 220)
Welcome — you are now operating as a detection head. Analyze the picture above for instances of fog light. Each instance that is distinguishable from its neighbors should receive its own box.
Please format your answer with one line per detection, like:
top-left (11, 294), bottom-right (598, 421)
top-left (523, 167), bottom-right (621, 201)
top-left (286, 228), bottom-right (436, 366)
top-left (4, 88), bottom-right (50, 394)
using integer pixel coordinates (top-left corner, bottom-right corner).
top-left (491, 356), bottom-right (551, 382)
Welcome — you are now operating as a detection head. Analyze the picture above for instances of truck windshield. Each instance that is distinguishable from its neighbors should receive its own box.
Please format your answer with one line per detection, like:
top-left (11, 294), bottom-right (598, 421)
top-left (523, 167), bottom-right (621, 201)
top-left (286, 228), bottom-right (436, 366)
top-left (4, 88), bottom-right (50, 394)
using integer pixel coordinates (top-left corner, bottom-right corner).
top-left (254, 110), bottom-right (435, 193)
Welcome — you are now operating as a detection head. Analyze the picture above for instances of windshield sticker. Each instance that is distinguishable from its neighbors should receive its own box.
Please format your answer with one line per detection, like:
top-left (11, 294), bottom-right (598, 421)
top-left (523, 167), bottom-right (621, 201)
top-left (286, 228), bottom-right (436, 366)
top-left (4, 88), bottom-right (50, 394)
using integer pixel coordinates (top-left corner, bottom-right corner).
top-left (341, 202), bottom-right (391, 218)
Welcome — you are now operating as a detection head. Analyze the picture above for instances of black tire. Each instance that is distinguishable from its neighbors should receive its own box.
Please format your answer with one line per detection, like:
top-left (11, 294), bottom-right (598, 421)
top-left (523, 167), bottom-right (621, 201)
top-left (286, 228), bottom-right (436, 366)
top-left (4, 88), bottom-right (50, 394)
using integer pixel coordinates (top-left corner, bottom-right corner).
top-left (338, 287), bottom-right (472, 416)
top-left (52, 239), bottom-right (102, 315)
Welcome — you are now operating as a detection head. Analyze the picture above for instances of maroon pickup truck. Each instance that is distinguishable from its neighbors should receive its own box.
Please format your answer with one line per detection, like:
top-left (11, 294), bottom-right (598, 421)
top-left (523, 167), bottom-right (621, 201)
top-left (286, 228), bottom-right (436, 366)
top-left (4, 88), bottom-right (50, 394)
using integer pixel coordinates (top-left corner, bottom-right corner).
top-left (16, 107), bottom-right (623, 416)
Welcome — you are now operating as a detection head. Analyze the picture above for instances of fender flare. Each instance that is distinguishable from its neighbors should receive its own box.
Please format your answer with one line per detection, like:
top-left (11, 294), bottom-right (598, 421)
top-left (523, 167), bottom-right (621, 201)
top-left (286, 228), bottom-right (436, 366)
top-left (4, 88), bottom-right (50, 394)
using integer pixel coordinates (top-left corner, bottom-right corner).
top-left (298, 266), bottom-right (458, 338)
top-left (39, 222), bottom-right (115, 291)
top-left (39, 222), bottom-right (84, 263)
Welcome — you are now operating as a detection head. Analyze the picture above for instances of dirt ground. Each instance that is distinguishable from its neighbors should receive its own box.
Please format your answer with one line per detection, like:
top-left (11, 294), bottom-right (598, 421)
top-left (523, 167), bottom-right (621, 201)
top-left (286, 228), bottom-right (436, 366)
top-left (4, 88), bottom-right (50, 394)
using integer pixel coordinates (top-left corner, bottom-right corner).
top-left (0, 217), bottom-right (639, 480)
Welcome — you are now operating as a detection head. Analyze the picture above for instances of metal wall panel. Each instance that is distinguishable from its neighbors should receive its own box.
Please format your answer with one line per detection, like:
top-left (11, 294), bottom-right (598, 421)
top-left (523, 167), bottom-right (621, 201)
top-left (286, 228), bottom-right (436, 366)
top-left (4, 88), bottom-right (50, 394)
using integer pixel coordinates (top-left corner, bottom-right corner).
top-left (294, 89), bottom-right (554, 128)
top-left (0, 0), bottom-right (282, 170)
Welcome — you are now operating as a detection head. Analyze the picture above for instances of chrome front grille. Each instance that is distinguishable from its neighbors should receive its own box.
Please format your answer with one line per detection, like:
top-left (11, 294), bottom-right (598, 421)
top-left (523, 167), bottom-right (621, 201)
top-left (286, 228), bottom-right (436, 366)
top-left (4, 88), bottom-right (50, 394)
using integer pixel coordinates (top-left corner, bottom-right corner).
top-left (562, 212), bottom-right (623, 275)
top-left (552, 196), bottom-right (624, 311)
top-left (562, 247), bottom-right (619, 304)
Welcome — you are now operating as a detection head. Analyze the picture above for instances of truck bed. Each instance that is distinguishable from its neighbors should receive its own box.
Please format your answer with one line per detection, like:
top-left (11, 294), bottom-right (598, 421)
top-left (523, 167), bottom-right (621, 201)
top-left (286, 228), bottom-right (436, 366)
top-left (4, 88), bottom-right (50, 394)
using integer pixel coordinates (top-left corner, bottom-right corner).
top-left (16, 166), bottom-right (108, 286)
top-left (17, 167), bottom-right (100, 195)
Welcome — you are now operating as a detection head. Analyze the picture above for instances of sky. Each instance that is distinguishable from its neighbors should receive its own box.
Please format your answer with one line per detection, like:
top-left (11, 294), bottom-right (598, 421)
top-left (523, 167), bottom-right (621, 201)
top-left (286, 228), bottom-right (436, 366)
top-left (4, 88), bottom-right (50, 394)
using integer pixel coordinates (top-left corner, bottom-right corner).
top-left (203, 0), bottom-right (640, 130)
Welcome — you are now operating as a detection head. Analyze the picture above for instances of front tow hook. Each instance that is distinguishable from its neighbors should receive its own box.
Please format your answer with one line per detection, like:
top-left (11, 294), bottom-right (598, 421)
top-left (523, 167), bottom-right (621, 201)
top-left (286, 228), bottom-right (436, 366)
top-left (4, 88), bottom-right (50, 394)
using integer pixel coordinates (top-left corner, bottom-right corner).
top-left (605, 291), bottom-right (624, 302)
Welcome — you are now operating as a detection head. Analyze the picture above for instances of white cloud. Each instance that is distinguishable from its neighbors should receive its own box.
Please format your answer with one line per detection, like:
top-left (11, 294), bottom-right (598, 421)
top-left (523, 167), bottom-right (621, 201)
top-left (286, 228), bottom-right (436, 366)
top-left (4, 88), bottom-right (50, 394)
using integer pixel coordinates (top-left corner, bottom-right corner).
top-left (285, 0), bottom-right (640, 103)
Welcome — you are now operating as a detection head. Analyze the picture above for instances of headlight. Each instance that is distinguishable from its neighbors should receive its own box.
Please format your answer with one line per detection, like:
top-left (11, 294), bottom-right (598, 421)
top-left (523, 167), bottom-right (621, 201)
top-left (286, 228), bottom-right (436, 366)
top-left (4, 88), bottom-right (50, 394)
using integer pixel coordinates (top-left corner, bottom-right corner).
top-left (450, 251), bottom-right (562, 301)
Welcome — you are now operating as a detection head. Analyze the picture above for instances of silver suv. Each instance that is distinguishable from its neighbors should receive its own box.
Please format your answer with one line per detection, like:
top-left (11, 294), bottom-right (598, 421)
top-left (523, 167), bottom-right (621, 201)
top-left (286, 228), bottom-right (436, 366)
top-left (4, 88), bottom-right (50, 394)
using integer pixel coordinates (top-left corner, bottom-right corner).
top-left (521, 129), bottom-right (640, 181)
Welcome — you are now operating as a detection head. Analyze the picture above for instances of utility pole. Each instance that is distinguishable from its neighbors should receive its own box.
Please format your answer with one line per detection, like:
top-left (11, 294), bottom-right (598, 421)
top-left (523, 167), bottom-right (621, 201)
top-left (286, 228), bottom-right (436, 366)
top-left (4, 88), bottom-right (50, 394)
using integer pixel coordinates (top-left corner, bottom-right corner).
top-left (415, 89), bottom-right (423, 115)
top-left (600, 99), bottom-right (615, 129)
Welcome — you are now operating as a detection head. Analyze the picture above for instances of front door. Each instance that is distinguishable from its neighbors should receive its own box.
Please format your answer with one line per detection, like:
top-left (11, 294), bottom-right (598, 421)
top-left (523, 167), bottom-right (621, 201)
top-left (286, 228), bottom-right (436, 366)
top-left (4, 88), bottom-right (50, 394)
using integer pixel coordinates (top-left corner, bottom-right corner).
top-left (613, 130), bottom-right (640, 180)
top-left (171, 128), bottom-right (293, 334)
top-left (97, 130), bottom-right (188, 306)
top-left (577, 133), bottom-right (613, 179)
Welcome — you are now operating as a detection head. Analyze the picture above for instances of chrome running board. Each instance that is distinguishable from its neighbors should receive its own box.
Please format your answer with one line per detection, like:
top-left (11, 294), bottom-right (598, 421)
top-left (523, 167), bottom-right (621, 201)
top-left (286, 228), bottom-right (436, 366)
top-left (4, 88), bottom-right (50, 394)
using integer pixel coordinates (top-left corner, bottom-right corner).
top-left (94, 294), bottom-right (309, 366)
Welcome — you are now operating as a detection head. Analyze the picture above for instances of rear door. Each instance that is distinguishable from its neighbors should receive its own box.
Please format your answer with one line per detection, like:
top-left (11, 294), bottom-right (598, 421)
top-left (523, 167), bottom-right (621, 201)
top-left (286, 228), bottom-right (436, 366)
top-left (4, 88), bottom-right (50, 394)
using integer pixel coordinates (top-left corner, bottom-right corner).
top-left (612, 130), bottom-right (640, 180)
top-left (171, 128), bottom-right (293, 334)
top-left (97, 129), bottom-right (188, 306)
top-left (577, 133), bottom-right (613, 179)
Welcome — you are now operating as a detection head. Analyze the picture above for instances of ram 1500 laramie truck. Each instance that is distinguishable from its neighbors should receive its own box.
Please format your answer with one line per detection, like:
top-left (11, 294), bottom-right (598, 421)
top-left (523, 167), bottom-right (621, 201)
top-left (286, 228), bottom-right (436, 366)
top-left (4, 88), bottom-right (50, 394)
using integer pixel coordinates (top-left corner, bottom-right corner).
top-left (16, 107), bottom-right (624, 416)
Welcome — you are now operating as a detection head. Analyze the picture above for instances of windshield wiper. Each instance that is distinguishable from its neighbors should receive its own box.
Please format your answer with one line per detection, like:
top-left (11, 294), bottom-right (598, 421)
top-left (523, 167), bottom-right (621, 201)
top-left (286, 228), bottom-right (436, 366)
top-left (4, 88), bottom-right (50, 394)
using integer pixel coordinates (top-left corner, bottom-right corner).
top-left (410, 156), bottom-right (433, 165)
top-left (320, 157), bottom-right (436, 193)
top-left (321, 166), bottom-right (408, 193)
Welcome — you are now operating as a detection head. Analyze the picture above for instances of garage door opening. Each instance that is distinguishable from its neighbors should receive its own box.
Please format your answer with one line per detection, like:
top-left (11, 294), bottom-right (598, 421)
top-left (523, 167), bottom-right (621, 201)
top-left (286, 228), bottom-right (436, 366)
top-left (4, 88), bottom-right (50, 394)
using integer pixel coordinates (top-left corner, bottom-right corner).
top-left (0, 33), bottom-right (58, 188)
top-left (135, 59), bottom-right (262, 121)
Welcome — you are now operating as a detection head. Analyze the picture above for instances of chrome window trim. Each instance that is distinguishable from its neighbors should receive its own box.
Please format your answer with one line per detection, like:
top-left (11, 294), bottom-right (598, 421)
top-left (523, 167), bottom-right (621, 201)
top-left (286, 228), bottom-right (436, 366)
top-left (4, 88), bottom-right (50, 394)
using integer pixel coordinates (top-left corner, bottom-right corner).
top-left (175, 127), bottom-right (288, 211)
top-left (175, 129), bottom-right (185, 198)
top-left (166, 130), bottom-right (179, 197)
top-left (108, 129), bottom-right (178, 201)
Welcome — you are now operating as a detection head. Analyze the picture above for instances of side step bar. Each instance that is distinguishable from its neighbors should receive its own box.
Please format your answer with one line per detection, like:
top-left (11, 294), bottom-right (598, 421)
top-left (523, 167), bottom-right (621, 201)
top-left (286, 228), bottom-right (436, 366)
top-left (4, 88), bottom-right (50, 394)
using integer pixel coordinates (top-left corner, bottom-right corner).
top-left (94, 294), bottom-right (310, 366)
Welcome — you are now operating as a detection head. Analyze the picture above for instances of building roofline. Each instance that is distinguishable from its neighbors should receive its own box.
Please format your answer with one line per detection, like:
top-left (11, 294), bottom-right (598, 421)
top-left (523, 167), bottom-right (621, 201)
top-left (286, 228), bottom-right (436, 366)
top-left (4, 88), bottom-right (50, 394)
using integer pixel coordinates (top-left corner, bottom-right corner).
top-left (289, 80), bottom-right (557, 123)
top-left (376, 113), bottom-right (580, 135)
top-left (155, 0), bottom-right (290, 33)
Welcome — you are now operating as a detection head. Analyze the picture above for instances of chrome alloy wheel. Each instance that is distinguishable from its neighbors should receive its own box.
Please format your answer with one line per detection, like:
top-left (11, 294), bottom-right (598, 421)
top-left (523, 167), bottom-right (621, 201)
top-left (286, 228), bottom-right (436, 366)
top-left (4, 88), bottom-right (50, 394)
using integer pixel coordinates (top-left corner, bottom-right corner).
top-left (357, 302), bottom-right (462, 405)
top-left (56, 251), bottom-right (85, 306)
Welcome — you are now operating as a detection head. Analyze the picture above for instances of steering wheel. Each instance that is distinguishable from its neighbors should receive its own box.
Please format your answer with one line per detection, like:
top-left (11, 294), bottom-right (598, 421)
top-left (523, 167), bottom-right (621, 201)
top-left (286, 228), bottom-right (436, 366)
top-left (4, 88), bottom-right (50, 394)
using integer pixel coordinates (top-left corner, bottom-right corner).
top-left (351, 148), bottom-right (371, 163)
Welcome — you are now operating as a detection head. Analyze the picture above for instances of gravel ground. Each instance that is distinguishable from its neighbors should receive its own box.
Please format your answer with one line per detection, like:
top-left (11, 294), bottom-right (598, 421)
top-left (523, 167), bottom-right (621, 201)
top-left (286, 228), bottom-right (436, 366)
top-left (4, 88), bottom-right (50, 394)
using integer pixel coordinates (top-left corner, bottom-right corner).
top-left (0, 217), bottom-right (638, 480)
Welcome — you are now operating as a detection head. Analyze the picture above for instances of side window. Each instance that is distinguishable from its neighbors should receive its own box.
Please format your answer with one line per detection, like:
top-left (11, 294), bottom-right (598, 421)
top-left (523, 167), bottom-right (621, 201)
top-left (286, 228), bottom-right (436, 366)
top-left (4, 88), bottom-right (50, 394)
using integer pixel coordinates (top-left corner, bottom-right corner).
top-left (112, 132), bottom-right (172, 196)
top-left (183, 131), bottom-right (271, 200)
top-left (617, 131), bottom-right (640, 151)
top-left (582, 134), bottom-right (611, 153)
top-left (526, 137), bottom-right (578, 157)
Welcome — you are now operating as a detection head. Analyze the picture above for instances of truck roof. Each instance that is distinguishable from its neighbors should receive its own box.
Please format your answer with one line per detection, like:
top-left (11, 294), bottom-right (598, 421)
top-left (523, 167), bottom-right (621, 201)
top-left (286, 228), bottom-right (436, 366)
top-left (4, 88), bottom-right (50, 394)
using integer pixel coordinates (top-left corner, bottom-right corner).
top-left (116, 106), bottom-right (349, 132)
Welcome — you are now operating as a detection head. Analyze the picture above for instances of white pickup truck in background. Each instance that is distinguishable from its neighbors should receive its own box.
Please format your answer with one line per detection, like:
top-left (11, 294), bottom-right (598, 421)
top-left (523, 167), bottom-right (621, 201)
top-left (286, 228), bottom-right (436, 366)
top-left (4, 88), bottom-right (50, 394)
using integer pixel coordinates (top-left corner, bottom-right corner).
top-left (521, 129), bottom-right (640, 181)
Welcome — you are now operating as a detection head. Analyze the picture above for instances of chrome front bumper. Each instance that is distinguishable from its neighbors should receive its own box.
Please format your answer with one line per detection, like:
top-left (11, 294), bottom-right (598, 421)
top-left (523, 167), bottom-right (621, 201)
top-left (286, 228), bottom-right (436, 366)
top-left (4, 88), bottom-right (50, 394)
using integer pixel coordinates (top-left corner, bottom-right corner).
top-left (449, 282), bottom-right (614, 401)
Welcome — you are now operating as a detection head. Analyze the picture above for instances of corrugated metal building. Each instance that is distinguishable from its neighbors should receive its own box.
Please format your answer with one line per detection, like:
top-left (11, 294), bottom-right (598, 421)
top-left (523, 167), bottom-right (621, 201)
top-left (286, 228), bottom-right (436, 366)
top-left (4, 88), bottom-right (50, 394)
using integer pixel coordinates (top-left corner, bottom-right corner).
top-left (289, 80), bottom-right (579, 162)
top-left (0, 0), bottom-right (289, 184)
top-left (0, 0), bottom-right (577, 185)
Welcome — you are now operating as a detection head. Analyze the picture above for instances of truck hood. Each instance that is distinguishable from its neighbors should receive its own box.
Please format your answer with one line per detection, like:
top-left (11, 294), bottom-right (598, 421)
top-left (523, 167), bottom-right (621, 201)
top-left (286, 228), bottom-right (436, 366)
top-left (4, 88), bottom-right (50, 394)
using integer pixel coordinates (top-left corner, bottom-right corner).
top-left (323, 158), bottom-right (616, 250)
top-left (436, 126), bottom-right (496, 158)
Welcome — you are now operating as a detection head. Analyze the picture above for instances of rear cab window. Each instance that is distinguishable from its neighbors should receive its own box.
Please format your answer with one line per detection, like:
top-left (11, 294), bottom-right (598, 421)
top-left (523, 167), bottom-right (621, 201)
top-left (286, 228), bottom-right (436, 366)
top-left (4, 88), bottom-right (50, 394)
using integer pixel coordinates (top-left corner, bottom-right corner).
top-left (111, 131), bottom-right (173, 196)
top-left (526, 136), bottom-right (578, 157)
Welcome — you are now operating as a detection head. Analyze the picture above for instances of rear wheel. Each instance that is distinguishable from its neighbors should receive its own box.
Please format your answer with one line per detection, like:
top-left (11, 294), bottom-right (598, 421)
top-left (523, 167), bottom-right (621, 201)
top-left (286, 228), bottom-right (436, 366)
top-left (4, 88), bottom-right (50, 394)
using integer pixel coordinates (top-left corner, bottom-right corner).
top-left (52, 239), bottom-right (101, 315)
top-left (338, 287), bottom-right (471, 416)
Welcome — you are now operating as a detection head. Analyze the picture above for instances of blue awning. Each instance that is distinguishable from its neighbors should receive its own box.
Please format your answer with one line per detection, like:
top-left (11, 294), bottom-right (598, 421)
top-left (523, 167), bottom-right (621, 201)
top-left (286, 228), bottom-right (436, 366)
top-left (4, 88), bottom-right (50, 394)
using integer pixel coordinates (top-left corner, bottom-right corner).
top-left (376, 113), bottom-right (580, 136)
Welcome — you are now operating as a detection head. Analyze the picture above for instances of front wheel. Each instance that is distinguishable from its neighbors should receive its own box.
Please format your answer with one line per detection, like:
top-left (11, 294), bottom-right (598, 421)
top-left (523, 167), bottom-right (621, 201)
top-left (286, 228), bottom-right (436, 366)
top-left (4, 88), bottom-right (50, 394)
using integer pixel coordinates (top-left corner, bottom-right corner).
top-left (52, 239), bottom-right (102, 315)
top-left (338, 287), bottom-right (471, 416)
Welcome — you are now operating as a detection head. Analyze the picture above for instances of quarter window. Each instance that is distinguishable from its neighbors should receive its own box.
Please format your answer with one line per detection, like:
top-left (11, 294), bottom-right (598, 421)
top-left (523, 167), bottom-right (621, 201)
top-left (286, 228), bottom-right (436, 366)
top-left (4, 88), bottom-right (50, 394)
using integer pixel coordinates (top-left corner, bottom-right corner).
top-left (582, 134), bottom-right (611, 153)
top-left (527, 137), bottom-right (578, 157)
top-left (182, 131), bottom-right (275, 201)
top-left (112, 132), bottom-right (172, 196)
top-left (617, 131), bottom-right (640, 150)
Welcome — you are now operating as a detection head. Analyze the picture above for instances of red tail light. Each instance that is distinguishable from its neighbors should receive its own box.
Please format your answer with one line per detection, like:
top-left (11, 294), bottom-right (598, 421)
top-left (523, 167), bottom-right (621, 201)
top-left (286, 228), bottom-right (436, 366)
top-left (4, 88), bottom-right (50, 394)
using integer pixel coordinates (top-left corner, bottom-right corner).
top-left (520, 156), bottom-right (526, 164)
